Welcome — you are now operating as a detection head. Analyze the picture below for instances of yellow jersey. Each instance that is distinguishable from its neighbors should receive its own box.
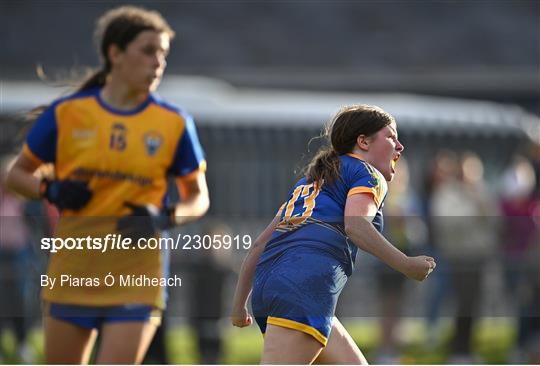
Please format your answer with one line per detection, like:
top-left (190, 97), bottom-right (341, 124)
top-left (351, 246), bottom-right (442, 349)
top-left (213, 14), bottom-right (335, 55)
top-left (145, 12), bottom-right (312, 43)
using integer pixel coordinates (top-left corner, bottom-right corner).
top-left (23, 87), bottom-right (206, 308)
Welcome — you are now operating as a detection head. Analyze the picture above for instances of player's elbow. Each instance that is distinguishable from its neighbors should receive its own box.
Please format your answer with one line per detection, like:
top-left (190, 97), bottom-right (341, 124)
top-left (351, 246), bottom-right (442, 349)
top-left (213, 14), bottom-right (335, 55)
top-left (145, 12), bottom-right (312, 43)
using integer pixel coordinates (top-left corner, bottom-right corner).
top-left (344, 221), bottom-right (354, 238)
top-left (4, 168), bottom-right (14, 191)
top-left (189, 191), bottom-right (209, 219)
top-left (344, 218), bottom-right (360, 239)
top-left (198, 194), bottom-right (210, 217)
top-left (344, 217), bottom-right (370, 249)
top-left (5, 165), bottom-right (22, 195)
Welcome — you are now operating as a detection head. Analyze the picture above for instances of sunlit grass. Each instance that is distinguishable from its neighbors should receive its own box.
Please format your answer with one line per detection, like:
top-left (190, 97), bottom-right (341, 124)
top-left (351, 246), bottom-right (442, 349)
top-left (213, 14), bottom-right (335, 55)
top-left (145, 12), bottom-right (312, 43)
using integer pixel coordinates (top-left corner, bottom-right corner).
top-left (0, 317), bottom-right (516, 364)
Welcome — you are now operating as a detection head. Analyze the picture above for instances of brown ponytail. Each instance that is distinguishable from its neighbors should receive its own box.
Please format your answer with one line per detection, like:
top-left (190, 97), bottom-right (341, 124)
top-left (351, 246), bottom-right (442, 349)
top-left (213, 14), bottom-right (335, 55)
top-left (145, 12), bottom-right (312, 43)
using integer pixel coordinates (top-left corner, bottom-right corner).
top-left (304, 104), bottom-right (395, 187)
top-left (24, 68), bottom-right (107, 124)
top-left (304, 147), bottom-right (341, 187)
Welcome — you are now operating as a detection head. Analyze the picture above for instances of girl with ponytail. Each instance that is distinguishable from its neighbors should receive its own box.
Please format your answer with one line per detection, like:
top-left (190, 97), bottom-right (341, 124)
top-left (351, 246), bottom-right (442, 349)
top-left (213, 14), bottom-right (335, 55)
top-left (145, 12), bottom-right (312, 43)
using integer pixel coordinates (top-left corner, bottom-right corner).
top-left (6, 6), bottom-right (209, 364)
top-left (232, 104), bottom-right (436, 364)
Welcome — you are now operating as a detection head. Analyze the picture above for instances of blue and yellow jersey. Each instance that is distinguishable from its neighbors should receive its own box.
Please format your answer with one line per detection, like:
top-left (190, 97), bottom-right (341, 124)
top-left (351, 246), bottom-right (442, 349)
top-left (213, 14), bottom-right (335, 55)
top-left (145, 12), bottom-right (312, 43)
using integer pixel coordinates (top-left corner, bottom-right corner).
top-left (259, 153), bottom-right (387, 275)
top-left (23, 87), bottom-right (205, 308)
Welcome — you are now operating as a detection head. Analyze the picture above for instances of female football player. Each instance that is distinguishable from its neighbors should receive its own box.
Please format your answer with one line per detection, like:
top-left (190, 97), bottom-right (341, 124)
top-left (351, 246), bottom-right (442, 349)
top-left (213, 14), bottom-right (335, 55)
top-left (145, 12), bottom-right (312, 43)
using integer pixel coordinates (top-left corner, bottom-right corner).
top-left (231, 105), bottom-right (435, 364)
top-left (6, 6), bottom-right (209, 364)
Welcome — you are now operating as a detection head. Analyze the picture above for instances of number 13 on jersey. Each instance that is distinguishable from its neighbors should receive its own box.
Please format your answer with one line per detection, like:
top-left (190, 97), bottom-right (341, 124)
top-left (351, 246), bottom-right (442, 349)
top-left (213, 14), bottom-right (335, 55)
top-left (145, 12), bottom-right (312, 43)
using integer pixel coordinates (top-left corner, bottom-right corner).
top-left (278, 183), bottom-right (321, 229)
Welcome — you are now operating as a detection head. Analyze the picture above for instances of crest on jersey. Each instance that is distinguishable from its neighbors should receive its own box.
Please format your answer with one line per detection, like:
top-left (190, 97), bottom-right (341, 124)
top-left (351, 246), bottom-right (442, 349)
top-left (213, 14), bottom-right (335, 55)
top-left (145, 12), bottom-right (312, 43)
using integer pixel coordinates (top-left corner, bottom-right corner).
top-left (143, 131), bottom-right (164, 156)
top-left (365, 163), bottom-right (382, 188)
top-left (365, 162), bottom-right (387, 206)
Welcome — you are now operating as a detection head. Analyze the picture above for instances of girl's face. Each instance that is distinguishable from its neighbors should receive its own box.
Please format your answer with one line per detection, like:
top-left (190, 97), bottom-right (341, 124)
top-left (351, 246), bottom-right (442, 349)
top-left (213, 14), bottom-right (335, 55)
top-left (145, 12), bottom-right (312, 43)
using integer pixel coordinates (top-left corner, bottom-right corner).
top-left (111, 30), bottom-right (170, 93)
top-left (364, 121), bottom-right (404, 181)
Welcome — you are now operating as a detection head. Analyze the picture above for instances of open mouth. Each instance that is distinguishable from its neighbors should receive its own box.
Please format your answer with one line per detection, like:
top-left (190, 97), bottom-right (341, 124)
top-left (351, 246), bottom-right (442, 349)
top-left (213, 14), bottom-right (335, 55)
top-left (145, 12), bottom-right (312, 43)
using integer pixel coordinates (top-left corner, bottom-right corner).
top-left (391, 155), bottom-right (400, 172)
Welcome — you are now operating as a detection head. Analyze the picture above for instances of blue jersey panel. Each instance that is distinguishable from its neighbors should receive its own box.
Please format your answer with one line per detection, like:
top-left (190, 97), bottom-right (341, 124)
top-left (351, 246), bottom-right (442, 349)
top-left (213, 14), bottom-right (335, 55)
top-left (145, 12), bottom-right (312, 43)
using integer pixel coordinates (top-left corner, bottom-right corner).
top-left (167, 113), bottom-right (205, 176)
top-left (26, 104), bottom-right (58, 163)
top-left (261, 154), bottom-right (387, 275)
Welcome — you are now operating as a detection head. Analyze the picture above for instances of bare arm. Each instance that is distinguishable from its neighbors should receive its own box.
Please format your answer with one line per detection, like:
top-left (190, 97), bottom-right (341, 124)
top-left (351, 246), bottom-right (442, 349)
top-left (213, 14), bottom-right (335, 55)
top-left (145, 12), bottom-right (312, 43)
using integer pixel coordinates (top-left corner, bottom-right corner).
top-left (5, 153), bottom-right (42, 199)
top-left (344, 193), bottom-right (435, 281)
top-left (171, 171), bottom-right (210, 225)
top-left (231, 215), bottom-right (281, 327)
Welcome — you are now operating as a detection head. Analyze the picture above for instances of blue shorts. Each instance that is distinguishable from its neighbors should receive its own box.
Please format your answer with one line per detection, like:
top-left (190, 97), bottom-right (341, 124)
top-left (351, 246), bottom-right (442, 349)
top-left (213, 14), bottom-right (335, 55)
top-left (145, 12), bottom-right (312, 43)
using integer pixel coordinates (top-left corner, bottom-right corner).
top-left (251, 246), bottom-right (348, 346)
top-left (45, 302), bottom-right (162, 329)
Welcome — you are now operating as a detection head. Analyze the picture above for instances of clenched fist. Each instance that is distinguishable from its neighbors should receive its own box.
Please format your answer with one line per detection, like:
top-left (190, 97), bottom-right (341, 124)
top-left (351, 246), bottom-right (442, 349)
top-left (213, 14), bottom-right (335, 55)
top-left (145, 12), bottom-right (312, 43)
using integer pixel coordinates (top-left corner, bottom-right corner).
top-left (402, 255), bottom-right (436, 281)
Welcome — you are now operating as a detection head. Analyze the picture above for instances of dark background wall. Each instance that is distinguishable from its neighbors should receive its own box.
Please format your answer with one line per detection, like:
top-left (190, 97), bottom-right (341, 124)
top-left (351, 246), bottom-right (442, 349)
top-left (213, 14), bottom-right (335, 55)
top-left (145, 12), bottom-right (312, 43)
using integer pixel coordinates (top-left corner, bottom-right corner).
top-left (1, 0), bottom-right (538, 216)
top-left (1, 1), bottom-right (539, 112)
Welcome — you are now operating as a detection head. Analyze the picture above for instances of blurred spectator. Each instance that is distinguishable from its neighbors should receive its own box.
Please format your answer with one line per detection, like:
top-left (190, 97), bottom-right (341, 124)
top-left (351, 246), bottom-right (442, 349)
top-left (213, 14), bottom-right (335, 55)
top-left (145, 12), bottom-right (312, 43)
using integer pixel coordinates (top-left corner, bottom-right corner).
top-left (0, 156), bottom-right (34, 363)
top-left (188, 222), bottom-right (235, 364)
top-left (499, 154), bottom-right (540, 362)
top-left (430, 151), bottom-right (499, 363)
top-left (376, 157), bottom-right (428, 363)
top-left (143, 238), bottom-right (171, 365)
top-left (524, 230), bottom-right (540, 364)
top-left (528, 141), bottom-right (540, 363)
top-left (423, 151), bottom-right (453, 344)
top-left (499, 155), bottom-right (538, 260)
top-left (143, 324), bottom-right (168, 364)
top-left (526, 142), bottom-right (540, 199)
